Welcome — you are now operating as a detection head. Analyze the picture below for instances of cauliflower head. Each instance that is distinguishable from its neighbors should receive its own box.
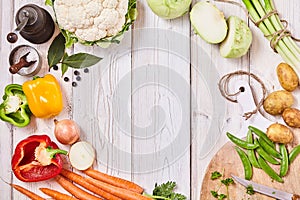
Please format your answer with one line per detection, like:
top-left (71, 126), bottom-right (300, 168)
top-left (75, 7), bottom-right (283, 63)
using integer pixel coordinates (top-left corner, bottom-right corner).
top-left (51, 0), bottom-right (137, 47)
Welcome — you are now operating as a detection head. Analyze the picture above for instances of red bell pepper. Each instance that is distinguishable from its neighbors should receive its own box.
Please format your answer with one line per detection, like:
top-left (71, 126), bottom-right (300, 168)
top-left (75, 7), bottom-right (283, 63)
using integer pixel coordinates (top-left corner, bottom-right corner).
top-left (11, 135), bottom-right (67, 182)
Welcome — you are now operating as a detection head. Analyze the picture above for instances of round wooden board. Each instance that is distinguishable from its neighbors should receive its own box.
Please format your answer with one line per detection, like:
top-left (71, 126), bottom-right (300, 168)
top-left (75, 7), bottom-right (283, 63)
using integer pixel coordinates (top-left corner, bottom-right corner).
top-left (200, 140), bottom-right (300, 200)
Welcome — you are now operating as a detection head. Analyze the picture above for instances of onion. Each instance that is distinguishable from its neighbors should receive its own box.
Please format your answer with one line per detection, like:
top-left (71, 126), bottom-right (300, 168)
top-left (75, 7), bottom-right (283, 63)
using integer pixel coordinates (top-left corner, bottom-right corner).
top-left (54, 119), bottom-right (80, 145)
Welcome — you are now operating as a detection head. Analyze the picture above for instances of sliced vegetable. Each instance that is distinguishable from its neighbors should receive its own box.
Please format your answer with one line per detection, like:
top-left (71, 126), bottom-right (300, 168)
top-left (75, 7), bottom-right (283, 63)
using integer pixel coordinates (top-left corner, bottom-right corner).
top-left (11, 135), bottom-right (67, 182)
top-left (220, 16), bottom-right (252, 58)
top-left (54, 119), bottom-right (80, 145)
top-left (22, 74), bottom-right (63, 118)
top-left (0, 84), bottom-right (31, 127)
top-left (146, 0), bottom-right (192, 19)
top-left (190, 2), bottom-right (228, 44)
top-left (83, 168), bottom-right (144, 194)
top-left (69, 141), bottom-right (95, 170)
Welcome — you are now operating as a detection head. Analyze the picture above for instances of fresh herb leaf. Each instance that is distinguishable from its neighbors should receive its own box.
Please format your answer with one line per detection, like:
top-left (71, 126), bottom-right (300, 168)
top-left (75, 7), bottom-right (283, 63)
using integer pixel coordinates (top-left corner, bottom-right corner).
top-left (246, 185), bottom-right (255, 195)
top-left (211, 190), bottom-right (219, 198)
top-left (45, 0), bottom-right (53, 6)
top-left (218, 194), bottom-right (227, 200)
top-left (147, 181), bottom-right (186, 200)
top-left (211, 171), bottom-right (222, 180)
top-left (62, 53), bottom-right (102, 69)
top-left (47, 33), bottom-right (65, 68)
top-left (221, 178), bottom-right (234, 186)
top-left (61, 53), bottom-right (69, 76)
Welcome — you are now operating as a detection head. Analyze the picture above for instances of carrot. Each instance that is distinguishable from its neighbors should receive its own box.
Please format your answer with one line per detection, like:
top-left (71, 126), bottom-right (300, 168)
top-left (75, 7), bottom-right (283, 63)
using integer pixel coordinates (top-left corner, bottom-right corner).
top-left (83, 168), bottom-right (144, 194)
top-left (60, 169), bottom-right (122, 200)
top-left (85, 175), bottom-right (152, 200)
top-left (55, 175), bottom-right (102, 200)
top-left (11, 184), bottom-right (44, 200)
top-left (40, 188), bottom-right (78, 200)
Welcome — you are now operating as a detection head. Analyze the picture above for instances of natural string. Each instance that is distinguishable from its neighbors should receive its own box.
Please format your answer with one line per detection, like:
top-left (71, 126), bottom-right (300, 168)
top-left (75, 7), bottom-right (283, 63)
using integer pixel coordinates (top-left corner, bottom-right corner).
top-left (218, 70), bottom-right (267, 120)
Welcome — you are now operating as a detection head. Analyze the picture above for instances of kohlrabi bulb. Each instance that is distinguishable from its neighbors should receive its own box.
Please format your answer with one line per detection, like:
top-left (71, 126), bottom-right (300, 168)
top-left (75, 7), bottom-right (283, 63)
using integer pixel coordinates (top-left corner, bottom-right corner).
top-left (147, 0), bottom-right (192, 19)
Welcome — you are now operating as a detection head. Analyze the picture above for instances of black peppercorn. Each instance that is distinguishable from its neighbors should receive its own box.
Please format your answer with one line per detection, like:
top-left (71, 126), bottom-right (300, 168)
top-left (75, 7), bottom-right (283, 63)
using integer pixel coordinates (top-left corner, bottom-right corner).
top-left (84, 68), bottom-right (89, 73)
top-left (64, 77), bottom-right (69, 82)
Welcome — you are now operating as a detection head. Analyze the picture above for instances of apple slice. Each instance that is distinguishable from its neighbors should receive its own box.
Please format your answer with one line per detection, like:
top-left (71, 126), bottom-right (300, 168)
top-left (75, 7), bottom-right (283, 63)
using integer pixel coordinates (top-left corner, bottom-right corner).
top-left (190, 1), bottom-right (228, 44)
top-left (69, 141), bottom-right (95, 170)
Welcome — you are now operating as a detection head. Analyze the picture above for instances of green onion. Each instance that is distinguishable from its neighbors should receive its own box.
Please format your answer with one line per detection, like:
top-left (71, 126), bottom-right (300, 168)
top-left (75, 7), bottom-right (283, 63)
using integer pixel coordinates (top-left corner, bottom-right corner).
top-left (240, 0), bottom-right (300, 77)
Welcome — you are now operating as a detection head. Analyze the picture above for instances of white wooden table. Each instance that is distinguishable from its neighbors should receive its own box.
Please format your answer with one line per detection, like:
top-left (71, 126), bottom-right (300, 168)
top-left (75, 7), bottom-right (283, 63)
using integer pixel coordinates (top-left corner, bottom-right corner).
top-left (1, 0), bottom-right (299, 199)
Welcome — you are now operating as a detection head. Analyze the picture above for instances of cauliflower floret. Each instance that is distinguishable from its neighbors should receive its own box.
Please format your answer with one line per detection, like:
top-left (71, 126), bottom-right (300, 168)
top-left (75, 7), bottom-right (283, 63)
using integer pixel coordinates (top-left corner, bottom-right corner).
top-left (76, 27), bottom-right (107, 41)
top-left (103, 0), bottom-right (118, 8)
top-left (86, 1), bottom-right (103, 17)
top-left (54, 0), bottom-right (129, 42)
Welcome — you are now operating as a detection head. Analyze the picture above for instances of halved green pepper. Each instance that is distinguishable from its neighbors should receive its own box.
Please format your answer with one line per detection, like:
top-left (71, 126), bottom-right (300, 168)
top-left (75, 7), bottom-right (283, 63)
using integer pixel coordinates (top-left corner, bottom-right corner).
top-left (0, 84), bottom-right (31, 127)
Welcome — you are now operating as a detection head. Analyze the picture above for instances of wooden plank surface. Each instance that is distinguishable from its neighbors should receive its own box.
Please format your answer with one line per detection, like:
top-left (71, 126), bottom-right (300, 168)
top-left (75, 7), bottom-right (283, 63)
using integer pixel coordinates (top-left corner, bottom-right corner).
top-left (0, 0), bottom-right (299, 199)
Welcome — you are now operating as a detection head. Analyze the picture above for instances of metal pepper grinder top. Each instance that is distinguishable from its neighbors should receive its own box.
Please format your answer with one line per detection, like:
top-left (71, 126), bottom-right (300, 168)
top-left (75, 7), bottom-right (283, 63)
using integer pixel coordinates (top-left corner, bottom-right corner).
top-left (7, 4), bottom-right (55, 44)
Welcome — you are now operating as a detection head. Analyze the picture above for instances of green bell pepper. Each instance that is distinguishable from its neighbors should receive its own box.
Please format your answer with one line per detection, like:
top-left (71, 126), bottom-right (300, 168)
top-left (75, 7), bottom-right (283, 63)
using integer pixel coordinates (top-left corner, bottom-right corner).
top-left (0, 84), bottom-right (31, 127)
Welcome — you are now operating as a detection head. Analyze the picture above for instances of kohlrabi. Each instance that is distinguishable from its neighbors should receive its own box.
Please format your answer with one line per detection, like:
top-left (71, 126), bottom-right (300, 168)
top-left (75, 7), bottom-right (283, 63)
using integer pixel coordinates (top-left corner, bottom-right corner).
top-left (220, 16), bottom-right (252, 58)
top-left (147, 0), bottom-right (192, 19)
top-left (190, 2), bottom-right (228, 44)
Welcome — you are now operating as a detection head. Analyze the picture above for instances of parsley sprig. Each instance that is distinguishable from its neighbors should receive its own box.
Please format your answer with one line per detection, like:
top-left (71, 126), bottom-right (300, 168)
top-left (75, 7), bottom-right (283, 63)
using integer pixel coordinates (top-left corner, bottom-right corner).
top-left (210, 171), bottom-right (234, 200)
top-left (144, 181), bottom-right (187, 200)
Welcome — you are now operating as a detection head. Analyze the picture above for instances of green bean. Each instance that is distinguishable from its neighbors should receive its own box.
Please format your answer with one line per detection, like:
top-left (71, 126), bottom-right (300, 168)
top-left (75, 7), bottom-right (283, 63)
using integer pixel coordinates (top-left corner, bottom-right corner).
top-left (279, 144), bottom-right (288, 177)
top-left (248, 126), bottom-right (275, 148)
top-left (258, 137), bottom-right (282, 159)
top-left (289, 145), bottom-right (300, 164)
top-left (255, 139), bottom-right (280, 165)
top-left (246, 131), bottom-right (260, 168)
top-left (235, 146), bottom-right (253, 180)
top-left (257, 155), bottom-right (283, 183)
top-left (226, 132), bottom-right (259, 150)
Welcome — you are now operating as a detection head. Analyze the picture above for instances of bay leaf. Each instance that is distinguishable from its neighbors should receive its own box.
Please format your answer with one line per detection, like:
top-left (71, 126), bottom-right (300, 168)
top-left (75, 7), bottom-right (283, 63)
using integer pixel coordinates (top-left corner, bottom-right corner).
top-left (62, 53), bottom-right (102, 69)
top-left (47, 33), bottom-right (65, 68)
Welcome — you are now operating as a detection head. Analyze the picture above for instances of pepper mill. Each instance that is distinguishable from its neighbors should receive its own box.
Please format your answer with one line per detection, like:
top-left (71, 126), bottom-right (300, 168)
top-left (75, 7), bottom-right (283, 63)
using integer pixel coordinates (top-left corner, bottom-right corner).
top-left (7, 4), bottom-right (55, 44)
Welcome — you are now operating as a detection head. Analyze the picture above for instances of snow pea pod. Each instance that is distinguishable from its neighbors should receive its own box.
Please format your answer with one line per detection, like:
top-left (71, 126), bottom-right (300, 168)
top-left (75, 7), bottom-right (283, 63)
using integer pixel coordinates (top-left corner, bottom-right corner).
top-left (279, 144), bottom-right (288, 177)
top-left (289, 145), bottom-right (300, 164)
top-left (248, 126), bottom-right (275, 148)
top-left (258, 137), bottom-right (282, 159)
top-left (226, 132), bottom-right (259, 150)
top-left (255, 139), bottom-right (280, 165)
top-left (235, 146), bottom-right (252, 180)
top-left (257, 155), bottom-right (283, 183)
top-left (246, 131), bottom-right (260, 168)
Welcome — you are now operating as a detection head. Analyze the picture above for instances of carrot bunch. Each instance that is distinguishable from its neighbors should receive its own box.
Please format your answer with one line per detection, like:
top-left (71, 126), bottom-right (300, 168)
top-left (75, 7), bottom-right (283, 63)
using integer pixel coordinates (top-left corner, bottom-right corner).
top-left (57, 168), bottom-right (151, 200)
top-left (11, 168), bottom-right (151, 200)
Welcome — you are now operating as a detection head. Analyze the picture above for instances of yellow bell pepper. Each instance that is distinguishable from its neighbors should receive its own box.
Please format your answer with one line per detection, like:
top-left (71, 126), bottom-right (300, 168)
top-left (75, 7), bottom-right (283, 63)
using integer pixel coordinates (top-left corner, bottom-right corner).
top-left (22, 74), bottom-right (63, 118)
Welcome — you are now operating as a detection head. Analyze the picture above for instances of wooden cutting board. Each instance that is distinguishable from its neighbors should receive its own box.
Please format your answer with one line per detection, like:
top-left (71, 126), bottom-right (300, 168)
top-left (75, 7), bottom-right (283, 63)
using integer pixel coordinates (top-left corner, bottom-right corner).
top-left (200, 137), bottom-right (300, 199)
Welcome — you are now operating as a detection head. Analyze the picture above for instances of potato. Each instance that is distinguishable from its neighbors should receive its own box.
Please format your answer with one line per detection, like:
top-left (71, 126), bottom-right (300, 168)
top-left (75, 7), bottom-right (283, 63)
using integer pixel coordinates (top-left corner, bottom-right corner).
top-left (282, 107), bottom-right (300, 128)
top-left (263, 90), bottom-right (294, 115)
top-left (276, 63), bottom-right (299, 92)
top-left (266, 123), bottom-right (293, 144)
